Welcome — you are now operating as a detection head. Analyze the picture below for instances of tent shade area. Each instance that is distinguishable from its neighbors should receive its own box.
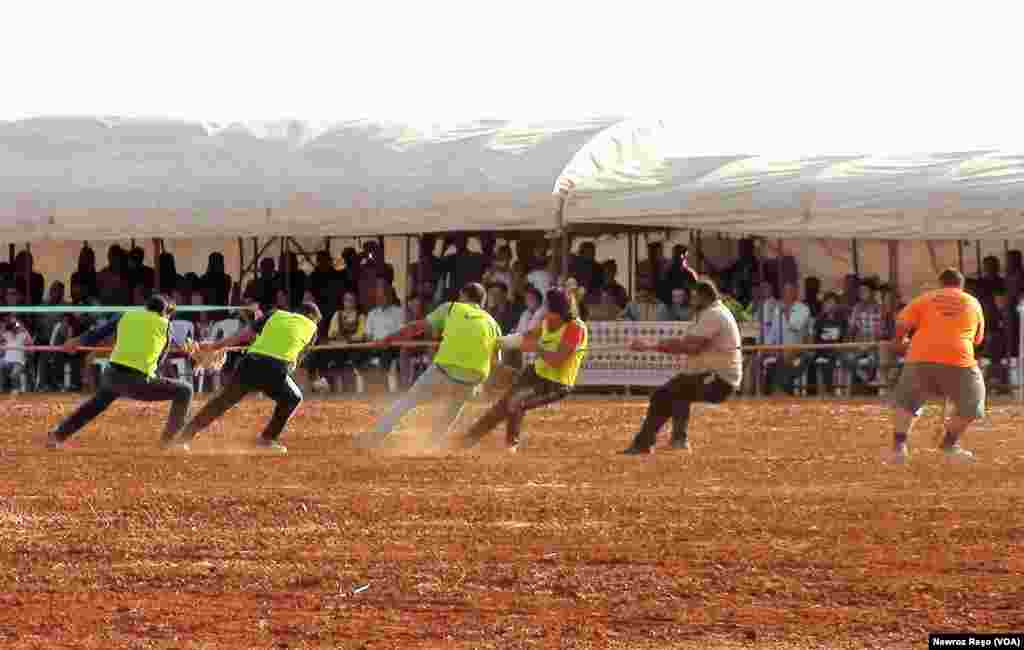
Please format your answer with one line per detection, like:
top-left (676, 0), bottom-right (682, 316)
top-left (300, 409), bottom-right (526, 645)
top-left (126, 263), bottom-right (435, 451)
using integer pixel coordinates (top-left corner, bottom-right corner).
top-left (0, 116), bottom-right (621, 242)
top-left (557, 120), bottom-right (1024, 241)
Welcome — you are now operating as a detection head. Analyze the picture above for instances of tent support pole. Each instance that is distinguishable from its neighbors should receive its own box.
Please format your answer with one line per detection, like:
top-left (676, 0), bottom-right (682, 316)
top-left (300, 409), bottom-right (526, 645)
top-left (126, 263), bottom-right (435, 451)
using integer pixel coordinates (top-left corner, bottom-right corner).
top-left (622, 231), bottom-right (630, 296)
top-left (696, 230), bottom-right (704, 275)
top-left (852, 239), bottom-right (860, 277)
top-left (153, 238), bottom-right (162, 292)
top-left (1019, 302), bottom-right (1023, 403)
top-left (243, 238), bottom-right (276, 277)
top-left (8, 244), bottom-right (13, 265)
top-left (957, 240), bottom-right (964, 273)
top-left (21, 243), bottom-right (30, 303)
top-left (282, 237), bottom-right (290, 306)
top-left (556, 193), bottom-right (569, 280)
top-left (237, 237), bottom-right (245, 300)
top-left (404, 236), bottom-right (412, 301)
top-left (285, 237), bottom-right (317, 268)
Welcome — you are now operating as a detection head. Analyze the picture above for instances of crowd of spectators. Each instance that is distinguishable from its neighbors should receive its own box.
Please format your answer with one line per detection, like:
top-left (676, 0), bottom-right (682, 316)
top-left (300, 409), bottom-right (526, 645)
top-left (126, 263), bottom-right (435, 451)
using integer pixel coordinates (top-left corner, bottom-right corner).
top-left (0, 236), bottom-right (1021, 398)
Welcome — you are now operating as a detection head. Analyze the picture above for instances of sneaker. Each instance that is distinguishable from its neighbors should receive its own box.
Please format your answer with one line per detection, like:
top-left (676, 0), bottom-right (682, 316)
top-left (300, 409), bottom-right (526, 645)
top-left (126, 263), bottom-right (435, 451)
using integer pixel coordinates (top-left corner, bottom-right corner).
top-left (668, 438), bottom-right (691, 452)
top-left (45, 432), bottom-right (64, 450)
top-left (942, 445), bottom-right (975, 461)
top-left (255, 437), bottom-right (288, 454)
top-left (886, 443), bottom-right (909, 464)
top-left (620, 445), bottom-right (652, 455)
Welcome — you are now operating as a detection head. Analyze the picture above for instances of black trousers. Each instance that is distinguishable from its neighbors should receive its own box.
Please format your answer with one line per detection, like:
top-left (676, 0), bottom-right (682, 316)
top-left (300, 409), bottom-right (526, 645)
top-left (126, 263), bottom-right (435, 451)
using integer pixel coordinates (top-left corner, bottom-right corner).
top-left (464, 366), bottom-right (570, 447)
top-left (182, 354), bottom-right (302, 441)
top-left (53, 363), bottom-right (193, 442)
top-left (632, 371), bottom-right (735, 449)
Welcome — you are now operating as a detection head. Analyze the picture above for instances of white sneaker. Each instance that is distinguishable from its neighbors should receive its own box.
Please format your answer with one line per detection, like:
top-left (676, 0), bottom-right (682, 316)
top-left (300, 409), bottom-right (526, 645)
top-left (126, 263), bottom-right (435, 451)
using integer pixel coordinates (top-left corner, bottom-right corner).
top-left (886, 443), bottom-right (909, 464)
top-left (942, 445), bottom-right (975, 461)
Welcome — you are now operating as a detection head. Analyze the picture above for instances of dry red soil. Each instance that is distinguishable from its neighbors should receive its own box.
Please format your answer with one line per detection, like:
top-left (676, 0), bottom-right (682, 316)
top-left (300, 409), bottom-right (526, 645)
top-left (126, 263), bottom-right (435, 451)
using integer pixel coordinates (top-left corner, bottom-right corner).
top-left (1, 392), bottom-right (1022, 649)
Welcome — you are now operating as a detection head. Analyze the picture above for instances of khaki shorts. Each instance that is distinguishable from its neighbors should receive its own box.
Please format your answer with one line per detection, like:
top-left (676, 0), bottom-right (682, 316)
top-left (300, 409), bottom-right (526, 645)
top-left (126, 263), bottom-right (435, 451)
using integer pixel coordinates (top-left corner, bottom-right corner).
top-left (891, 362), bottom-right (985, 419)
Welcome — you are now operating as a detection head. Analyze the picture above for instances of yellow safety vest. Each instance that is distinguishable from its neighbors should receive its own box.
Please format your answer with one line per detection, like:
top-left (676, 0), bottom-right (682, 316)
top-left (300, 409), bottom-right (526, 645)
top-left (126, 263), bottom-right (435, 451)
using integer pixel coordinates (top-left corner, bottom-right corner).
top-left (110, 310), bottom-right (170, 378)
top-left (534, 318), bottom-right (587, 386)
top-left (247, 310), bottom-right (318, 365)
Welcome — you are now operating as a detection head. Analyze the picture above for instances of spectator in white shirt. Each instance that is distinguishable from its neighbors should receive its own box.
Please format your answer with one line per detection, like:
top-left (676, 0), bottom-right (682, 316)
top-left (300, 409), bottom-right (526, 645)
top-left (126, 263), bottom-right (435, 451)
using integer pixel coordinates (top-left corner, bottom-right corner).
top-left (766, 281), bottom-right (812, 395)
top-left (516, 286), bottom-right (547, 335)
top-left (1, 317), bottom-right (34, 393)
top-left (363, 282), bottom-right (405, 390)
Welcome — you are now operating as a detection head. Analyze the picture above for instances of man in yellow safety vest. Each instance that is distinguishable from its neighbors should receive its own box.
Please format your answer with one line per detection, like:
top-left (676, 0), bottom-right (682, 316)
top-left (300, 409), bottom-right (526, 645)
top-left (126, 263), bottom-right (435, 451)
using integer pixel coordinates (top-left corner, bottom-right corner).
top-left (461, 288), bottom-right (588, 453)
top-left (170, 302), bottom-right (321, 454)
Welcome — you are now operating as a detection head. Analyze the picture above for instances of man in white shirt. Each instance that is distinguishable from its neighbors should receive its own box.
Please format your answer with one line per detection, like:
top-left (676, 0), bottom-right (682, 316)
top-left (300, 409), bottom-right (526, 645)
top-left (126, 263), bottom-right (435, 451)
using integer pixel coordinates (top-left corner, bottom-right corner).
top-left (1, 318), bottom-right (34, 393)
top-left (363, 282), bottom-right (405, 389)
top-left (622, 279), bottom-right (743, 454)
top-left (765, 281), bottom-right (811, 395)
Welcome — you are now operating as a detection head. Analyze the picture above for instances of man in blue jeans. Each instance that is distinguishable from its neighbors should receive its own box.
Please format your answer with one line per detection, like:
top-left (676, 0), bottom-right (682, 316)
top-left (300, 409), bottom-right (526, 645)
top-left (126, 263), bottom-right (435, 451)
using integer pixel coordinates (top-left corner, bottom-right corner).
top-left (357, 283), bottom-right (502, 450)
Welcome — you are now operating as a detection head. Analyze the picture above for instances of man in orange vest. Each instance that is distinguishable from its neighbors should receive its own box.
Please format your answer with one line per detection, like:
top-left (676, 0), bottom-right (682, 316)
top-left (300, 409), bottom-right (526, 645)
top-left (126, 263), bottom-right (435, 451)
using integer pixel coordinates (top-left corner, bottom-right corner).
top-left (461, 288), bottom-right (587, 453)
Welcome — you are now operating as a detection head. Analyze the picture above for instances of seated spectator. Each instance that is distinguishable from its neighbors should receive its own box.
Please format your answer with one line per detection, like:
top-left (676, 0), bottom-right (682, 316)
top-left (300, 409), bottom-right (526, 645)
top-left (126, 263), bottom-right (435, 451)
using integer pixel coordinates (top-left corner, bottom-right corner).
top-left (482, 246), bottom-right (514, 292)
top-left (363, 283), bottom-right (405, 392)
top-left (212, 309), bottom-right (246, 381)
top-left (842, 280), bottom-right (885, 393)
top-left (400, 293), bottom-right (433, 388)
top-left (591, 284), bottom-right (643, 321)
top-left (311, 290), bottom-right (367, 392)
top-left (486, 282), bottom-right (523, 335)
top-left (658, 244), bottom-right (698, 305)
top-left (765, 281), bottom-right (811, 395)
top-left (0, 316), bottom-right (34, 393)
top-left (636, 241), bottom-right (667, 295)
top-left (35, 282), bottom-right (68, 391)
top-left (515, 286), bottom-right (545, 335)
top-left (48, 313), bottom-right (83, 391)
top-left (273, 287), bottom-right (290, 310)
top-left (799, 292), bottom-right (848, 396)
top-left (655, 287), bottom-right (692, 321)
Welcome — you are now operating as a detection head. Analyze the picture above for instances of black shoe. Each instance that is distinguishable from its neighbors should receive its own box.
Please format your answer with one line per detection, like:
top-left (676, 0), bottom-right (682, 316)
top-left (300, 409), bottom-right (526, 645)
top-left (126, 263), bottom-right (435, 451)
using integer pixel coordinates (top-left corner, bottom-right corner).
top-left (620, 445), bottom-right (652, 455)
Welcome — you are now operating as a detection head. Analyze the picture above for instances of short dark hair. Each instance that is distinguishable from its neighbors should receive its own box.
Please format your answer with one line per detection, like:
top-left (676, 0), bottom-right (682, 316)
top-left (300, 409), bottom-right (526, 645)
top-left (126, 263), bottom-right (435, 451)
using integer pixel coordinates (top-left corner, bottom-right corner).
top-left (545, 288), bottom-right (576, 321)
top-left (692, 278), bottom-right (720, 304)
top-left (146, 293), bottom-right (175, 317)
top-left (939, 268), bottom-right (965, 288)
top-left (297, 301), bottom-right (322, 323)
top-left (485, 281), bottom-right (509, 295)
top-left (460, 282), bottom-right (487, 305)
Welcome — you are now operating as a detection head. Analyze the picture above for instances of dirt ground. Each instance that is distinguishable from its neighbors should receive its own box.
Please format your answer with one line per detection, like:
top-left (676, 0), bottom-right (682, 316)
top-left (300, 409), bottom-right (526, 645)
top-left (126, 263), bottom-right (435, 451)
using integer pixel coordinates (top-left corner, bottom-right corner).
top-left (1, 392), bottom-right (1022, 649)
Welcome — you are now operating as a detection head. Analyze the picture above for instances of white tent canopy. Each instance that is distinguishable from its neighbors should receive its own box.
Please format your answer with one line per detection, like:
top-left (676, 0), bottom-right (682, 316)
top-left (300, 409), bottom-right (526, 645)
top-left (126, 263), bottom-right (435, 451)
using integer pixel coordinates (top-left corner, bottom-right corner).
top-left (0, 116), bottom-right (619, 242)
top-left (557, 120), bottom-right (1024, 240)
top-left (7, 115), bottom-right (1024, 244)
